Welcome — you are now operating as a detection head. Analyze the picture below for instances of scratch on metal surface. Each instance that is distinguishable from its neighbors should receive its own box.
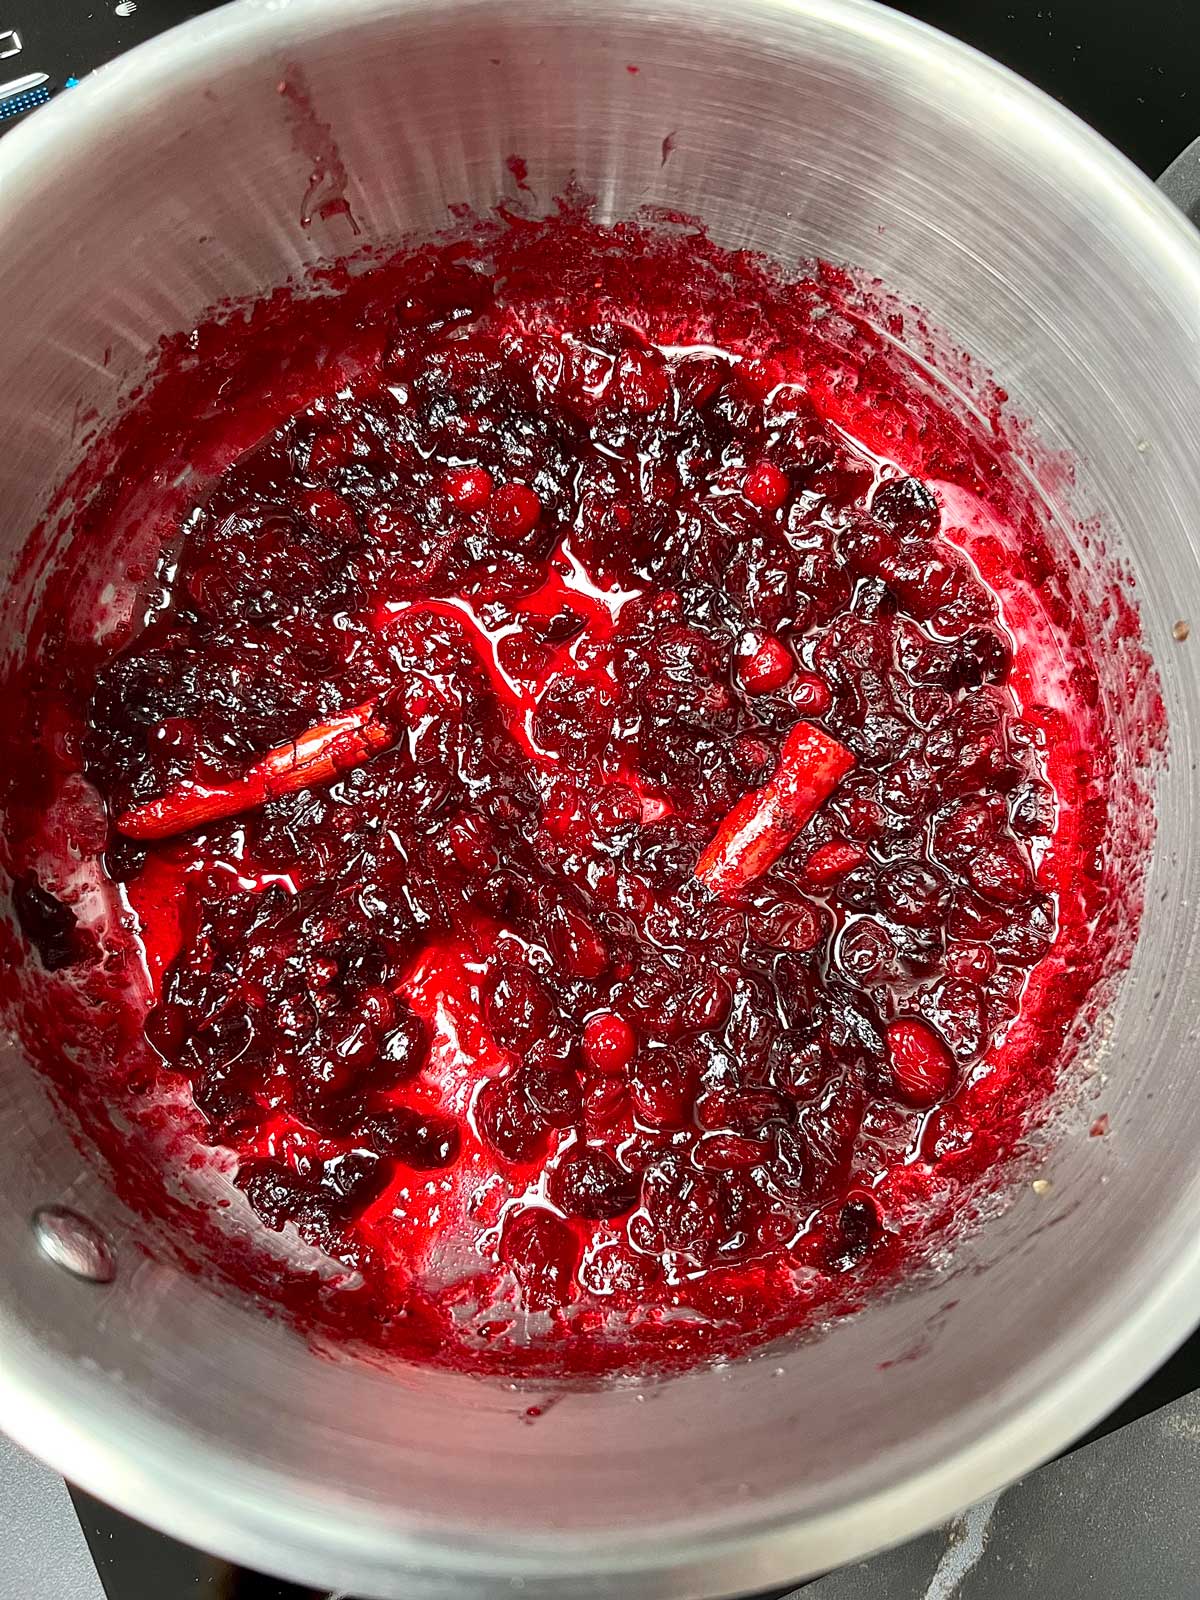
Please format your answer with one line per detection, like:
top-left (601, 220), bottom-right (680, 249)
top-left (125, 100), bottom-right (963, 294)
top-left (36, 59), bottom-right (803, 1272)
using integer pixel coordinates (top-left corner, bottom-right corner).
top-left (922, 1492), bottom-right (1001, 1600)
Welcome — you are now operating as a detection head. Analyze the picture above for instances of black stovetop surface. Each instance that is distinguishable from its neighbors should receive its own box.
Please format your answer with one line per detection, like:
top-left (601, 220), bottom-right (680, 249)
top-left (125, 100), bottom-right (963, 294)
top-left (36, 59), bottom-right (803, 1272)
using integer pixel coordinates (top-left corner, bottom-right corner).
top-left (3, 3), bottom-right (1199, 1598)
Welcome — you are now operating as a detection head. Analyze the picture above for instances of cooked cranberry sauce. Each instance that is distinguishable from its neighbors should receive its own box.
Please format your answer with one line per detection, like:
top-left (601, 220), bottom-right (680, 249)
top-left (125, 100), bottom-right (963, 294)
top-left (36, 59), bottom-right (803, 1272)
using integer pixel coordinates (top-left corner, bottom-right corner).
top-left (3, 207), bottom-right (1134, 1376)
top-left (70, 234), bottom-right (1063, 1362)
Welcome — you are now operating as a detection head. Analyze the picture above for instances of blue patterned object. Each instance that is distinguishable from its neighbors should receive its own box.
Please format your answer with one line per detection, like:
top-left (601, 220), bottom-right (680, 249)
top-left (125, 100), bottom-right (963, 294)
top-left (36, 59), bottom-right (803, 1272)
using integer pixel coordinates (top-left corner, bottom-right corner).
top-left (0, 84), bottom-right (50, 121)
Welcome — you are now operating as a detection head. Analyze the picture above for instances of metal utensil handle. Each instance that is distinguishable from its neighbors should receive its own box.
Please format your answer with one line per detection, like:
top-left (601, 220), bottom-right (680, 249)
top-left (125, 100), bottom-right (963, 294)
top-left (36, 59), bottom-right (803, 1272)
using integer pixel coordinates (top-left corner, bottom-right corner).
top-left (1158, 135), bottom-right (1200, 223)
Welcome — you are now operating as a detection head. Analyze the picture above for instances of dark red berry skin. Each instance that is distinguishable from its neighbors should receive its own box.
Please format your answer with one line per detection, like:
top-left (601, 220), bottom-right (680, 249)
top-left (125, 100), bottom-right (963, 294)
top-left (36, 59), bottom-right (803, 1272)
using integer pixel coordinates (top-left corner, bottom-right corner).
top-left (501, 1206), bottom-right (580, 1309)
top-left (5, 208), bottom-right (1101, 1384)
top-left (363, 1107), bottom-right (461, 1169)
top-left (552, 1146), bottom-right (639, 1219)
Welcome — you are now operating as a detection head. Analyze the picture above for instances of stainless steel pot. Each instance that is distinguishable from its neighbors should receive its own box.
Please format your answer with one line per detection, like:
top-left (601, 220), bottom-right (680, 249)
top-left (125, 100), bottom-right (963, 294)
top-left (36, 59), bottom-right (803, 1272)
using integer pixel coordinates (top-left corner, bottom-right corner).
top-left (2, 2), bottom-right (1200, 1595)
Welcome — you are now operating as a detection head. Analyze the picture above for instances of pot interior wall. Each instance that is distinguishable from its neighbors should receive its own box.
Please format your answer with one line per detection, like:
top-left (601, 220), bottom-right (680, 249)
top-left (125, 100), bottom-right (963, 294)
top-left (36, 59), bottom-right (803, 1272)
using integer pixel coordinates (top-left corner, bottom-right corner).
top-left (1, 2), bottom-right (1199, 1595)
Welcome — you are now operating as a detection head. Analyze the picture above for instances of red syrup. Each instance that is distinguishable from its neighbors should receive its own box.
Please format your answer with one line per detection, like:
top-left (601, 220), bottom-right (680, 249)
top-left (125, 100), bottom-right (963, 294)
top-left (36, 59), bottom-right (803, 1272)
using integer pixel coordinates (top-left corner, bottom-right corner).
top-left (0, 203), bottom-right (1160, 1376)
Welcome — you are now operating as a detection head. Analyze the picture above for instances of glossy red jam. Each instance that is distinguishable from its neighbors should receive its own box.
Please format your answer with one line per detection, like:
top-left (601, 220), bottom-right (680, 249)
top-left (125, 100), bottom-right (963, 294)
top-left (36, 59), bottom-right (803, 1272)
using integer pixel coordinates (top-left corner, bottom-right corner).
top-left (0, 207), bottom-right (1148, 1375)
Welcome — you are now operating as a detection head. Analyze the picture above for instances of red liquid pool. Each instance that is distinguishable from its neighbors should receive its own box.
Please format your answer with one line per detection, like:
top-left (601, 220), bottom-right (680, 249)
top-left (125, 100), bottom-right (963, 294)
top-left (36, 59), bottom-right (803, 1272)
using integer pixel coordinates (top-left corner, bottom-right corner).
top-left (0, 206), bottom-right (1149, 1375)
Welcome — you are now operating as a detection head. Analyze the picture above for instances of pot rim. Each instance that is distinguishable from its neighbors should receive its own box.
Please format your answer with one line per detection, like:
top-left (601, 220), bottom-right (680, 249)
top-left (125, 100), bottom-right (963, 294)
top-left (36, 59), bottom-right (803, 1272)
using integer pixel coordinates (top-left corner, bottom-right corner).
top-left (2, 0), bottom-right (1200, 1594)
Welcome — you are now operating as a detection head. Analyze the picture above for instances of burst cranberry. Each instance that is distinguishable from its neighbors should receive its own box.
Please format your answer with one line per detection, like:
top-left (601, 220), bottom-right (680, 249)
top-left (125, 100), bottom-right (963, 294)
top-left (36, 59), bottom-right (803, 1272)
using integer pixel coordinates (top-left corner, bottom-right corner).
top-left (749, 898), bottom-right (825, 953)
top-left (932, 797), bottom-right (999, 866)
top-left (993, 893), bottom-right (1056, 962)
top-left (581, 1071), bottom-right (628, 1130)
top-left (364, 1106), bottom-right (461, 1169)
top-left (824, 1193), bottom-right (884, 1272)
top-left (836, 918), bottom-right (899, 985)
top-left (486, 965), bottom-right (550, 1052)
top-left (12, 877), bottom-right (89, 971)
top-left (948, 889), bottom-right (1006, 942)
top-left (732, 733), bottom-right (775, 779)
top-left (378, 1006), bottom-right (429, 1080)
top-left (674, 353), bottom-right (727, 408)
top-left (954, 626), bottom-right (1011, 686)
top-left (679, 973), bottom-right (733, 1030)
top-left (293, 1046), bottom-right (370, 1133)
top-left (629, 1048), bottom-right (699, 1129)
top-left (306, 427), bottom-right (351, 475)
top-left (500, 1206), bottom-right (580, 1308)
top-left (838, 518), bottom-right (900, 577)
top-left (870, 475), bottom-right (939, 539)
top-left (323, 1149), bottom-right (394, 1209)
top-left (642, 1159), bottom-right (720, 1252)
top-left (544, 898), bottom-right (609, 978)
top-left (968, 839), bottom-right (1034, 905)
top-left (694, 1133), bottom-right (771, 1170)
top-left (878, 862), bottom-right (950, 926)
top-left (1009, 777), bottom-right (1056, 838)
top-left (698, 1088), bottom-right (791, 1133)
top-left (237, 1161), bottom-right (312, 1231)
top-left (737, 355), bottom-right (783, 399)
top-left (298, 487), bottom-right (359, 546)
top-left (614, 347), bottom-right (670, 411)
top-left (578, 1240), bottom-right (660, 1301)
top-left (945, 942), bottom-right (996, 980)
top-left (552, 1146), bottom-right (638, 1218)
top-left (923, 977), bottom-right (986, 1059)
top-left (475, 1075), bottom-right (551, 1164)
top-left (522, 1066), bottom-right (584, 1128)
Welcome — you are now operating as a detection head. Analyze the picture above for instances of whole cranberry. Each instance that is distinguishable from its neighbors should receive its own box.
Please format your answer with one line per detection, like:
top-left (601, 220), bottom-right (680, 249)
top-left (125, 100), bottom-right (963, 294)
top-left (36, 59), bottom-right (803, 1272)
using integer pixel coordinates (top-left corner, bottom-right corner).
top-left (442, 464), bottom-right (494, 511)
top-left (743, 462), bottom-right (791, 513)
top-left (581, 1011), bottom-right (637, 1074)
top-left (490, 482), bottom-right (543, 542)
top-left (886, 1018), bottom-right (954, 1107)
